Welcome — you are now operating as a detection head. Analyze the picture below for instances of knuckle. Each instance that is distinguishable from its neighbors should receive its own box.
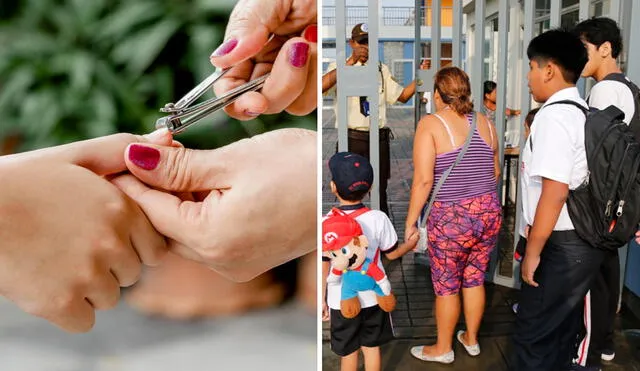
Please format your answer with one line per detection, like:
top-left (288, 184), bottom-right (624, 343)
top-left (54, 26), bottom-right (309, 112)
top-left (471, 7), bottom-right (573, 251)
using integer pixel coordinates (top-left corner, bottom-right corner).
top-left (165, 148), bottom-right (193, 190)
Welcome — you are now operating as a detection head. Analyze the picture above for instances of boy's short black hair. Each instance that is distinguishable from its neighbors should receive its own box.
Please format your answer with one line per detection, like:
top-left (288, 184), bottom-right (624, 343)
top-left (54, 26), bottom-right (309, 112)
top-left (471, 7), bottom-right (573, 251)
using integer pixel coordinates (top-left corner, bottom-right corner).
top-left (524, 107), bottom-right (540, 128)
top-left (573, 17), bottom-right (623, 59)
top-left (527, 29), bottom-right (588, 84)
top-left (483, 81), bottom-right (497, 97)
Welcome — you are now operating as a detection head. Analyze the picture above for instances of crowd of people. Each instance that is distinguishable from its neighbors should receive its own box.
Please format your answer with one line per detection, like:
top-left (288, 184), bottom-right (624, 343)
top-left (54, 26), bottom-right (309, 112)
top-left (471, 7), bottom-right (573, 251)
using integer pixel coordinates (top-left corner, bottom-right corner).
top-left (322, 17), bottom-right (639, 371)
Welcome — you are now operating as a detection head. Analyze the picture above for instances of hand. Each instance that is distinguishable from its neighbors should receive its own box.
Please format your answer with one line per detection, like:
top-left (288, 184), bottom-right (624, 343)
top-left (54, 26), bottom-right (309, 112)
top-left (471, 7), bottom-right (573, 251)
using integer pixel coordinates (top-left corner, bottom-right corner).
top-left (322, 302), bottom-right (330, 322)
top-left (209, 0), bottom-right (317, 119)
top-left (405, 224), bottom-right (419, 244)
top-left (521, 253), bottom-right (540, 287)
top-left (347, 45), bottom-right (369, 65)
top-left (0, 131), bottom-right (171, 332)
top-left (635, 229), bottom-right (640, 244)
top-left (112, 128), bottom-right (317, 282)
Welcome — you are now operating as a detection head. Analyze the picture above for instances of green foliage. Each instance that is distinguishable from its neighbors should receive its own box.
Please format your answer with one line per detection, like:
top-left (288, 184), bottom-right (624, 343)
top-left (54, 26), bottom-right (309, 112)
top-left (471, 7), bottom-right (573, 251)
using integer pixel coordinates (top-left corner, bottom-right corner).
top-left (0, 0), bottom-right (316, 152)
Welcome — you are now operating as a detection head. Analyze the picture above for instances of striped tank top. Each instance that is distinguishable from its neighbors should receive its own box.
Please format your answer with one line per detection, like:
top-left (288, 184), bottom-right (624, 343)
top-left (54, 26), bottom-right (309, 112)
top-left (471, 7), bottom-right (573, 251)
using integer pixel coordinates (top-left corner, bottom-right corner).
top-left (431, 113), bottom-right (497, 202)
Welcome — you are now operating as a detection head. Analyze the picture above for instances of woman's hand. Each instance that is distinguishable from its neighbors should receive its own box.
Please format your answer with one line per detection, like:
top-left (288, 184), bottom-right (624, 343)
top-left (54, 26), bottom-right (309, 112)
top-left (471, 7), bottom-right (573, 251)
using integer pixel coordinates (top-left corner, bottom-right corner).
top-left (210, 0), bottom-right (317, 119)
top-left (112, 128), bottom-right (317, 282)
top-left (0, 131), bottom-right (172, 332)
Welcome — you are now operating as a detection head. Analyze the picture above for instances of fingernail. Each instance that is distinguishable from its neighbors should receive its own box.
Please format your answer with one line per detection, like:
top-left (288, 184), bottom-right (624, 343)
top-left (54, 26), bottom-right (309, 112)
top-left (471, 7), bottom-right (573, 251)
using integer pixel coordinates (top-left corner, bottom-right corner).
top-left (128, 144), bottom-right (160, 170)
top-left (289, 42), bottom-right (309, 68)
top-left (245, 110), bottom-right (262, 117)
top-left (144, 128), bottom-right (169, 141)
top-left (303, 25), bottom-right (318, 43)
top-left (211, 38), bottom-right (238, 58)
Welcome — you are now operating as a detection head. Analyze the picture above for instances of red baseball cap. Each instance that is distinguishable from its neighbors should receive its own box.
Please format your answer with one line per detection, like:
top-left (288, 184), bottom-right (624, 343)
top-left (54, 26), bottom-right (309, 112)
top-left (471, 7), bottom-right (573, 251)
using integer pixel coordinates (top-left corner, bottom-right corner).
top-left (322, 211), bottom-right (363, 252)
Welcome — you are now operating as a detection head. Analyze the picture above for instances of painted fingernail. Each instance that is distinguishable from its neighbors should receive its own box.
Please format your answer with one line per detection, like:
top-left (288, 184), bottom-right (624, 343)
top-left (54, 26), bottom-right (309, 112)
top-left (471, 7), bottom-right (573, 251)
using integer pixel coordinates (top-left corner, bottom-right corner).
top-left (128, 144), bottom-right (160, 170)
top-left (245, 111), bottom-right (262, 117)
top-left (211, 38), bottom-right (238, 58)
top-left (303, 25), bottom-right (318, 43)
top-left (289, 42), bottom-right (309, 68)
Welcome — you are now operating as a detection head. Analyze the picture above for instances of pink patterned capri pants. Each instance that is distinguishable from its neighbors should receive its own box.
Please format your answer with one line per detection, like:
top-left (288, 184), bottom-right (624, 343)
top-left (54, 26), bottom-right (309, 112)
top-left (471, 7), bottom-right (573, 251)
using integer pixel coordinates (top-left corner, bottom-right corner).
top-left (427, 192), bottom-right (503, 296)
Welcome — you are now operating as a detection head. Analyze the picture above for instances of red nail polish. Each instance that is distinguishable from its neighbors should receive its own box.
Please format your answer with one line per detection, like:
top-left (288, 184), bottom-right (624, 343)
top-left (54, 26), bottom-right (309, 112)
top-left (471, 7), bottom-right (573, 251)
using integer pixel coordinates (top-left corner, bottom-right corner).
top-left (211, 39), bottom-right (238, 57)
top-left (128, 144), bottom-right (160, 170)
top-left (289, 42), bottom-right (309, 68)
top-left (303, 25), bottom-right (318, 43)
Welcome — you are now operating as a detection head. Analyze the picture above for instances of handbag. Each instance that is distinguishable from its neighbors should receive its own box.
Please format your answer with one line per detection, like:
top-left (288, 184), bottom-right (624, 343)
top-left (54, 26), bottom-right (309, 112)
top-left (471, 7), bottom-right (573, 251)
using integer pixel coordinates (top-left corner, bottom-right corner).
top-left (415, 112), bottom-right (478, 253)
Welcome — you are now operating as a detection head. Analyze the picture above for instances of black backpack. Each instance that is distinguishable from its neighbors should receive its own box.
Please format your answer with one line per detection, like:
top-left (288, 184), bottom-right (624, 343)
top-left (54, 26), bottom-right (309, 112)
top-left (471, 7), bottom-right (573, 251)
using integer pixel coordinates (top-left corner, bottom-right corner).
top-left (546, 100), bottom-right (640, 250)
top-left (602, 73), bottom-right (640, 141)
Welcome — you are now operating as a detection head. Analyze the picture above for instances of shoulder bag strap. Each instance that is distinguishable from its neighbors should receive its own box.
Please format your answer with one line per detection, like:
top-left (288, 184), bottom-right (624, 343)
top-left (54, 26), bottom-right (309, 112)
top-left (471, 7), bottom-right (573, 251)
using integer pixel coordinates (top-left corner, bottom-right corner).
top-left (418, 112), bottom-right (477, 228)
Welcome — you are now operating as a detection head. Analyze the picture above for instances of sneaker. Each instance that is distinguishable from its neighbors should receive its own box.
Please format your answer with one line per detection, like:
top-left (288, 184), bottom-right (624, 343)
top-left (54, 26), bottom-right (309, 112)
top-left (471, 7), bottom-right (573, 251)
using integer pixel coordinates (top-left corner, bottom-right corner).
top-left (601, 349), bottom-right (615, 362)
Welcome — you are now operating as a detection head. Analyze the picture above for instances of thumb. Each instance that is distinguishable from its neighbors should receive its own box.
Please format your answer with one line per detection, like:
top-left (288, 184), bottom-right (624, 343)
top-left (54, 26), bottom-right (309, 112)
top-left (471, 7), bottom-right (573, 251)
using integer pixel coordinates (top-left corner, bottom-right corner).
top-left (209, 0), bottom-right (291, 68)
top-left (124, 143), bottom-right (230, 192)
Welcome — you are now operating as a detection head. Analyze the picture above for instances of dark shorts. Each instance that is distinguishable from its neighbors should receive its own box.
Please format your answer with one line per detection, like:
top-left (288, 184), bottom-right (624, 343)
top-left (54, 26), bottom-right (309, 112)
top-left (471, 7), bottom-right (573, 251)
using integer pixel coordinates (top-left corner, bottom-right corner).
top-left (329, 306), bottom-right (394, 357)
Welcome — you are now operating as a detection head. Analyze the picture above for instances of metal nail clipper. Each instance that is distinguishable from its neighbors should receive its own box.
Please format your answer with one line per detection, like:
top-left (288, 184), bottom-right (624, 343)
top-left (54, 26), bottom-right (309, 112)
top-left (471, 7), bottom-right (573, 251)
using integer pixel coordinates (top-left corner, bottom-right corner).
top-left (155, 68), bottom-right (270, 134)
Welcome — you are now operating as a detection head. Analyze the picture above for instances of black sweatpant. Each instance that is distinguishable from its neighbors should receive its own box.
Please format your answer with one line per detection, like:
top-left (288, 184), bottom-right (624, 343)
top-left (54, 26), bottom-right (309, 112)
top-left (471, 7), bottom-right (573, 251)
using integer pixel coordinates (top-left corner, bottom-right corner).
top-left (576, 249), bottom-right (620, 367)
top-left (337, 128), bottom-right (391, 215)
top-left (512, 230), bottom-right (605, 371)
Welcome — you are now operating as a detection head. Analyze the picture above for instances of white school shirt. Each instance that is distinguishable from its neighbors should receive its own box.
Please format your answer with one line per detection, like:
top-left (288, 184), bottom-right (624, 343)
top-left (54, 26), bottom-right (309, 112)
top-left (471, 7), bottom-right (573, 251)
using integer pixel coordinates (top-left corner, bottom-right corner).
top-left (324, 61), bottom-right (404, 130)
top-left (323, 209), bottom-right (398, 310)
top-left (588, 78), bottom-right (636, 125)
top-left (520, 87), bottom-right (589, 231)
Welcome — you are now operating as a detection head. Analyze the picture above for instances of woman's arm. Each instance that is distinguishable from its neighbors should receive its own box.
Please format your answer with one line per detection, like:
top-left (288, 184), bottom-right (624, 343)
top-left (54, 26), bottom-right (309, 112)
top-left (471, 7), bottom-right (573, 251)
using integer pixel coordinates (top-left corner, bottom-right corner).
top-left (479, 112), bottom-right (501, 181)
top-left (405, 117), bottom-right (437, 231)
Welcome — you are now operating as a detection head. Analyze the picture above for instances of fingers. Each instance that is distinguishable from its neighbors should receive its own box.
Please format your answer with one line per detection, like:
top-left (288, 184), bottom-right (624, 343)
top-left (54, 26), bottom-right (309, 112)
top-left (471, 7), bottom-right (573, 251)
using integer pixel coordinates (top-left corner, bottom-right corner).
top-left (209, 0), bottom-right (280, 69)
top-left (123, 143), bottom-right (230, 192)
top-left (110, 174), bottom-right (203, 248)
top-left (285, 35), bottom-right (317, 116)
top-left (261, 38), bottom-right (312, 114)
top-left (128, 200), bottom-right (168, 268)
top-left (49, 300), bottom-right (96, 333)
top-left (84, 273), bottom-right (121, 310)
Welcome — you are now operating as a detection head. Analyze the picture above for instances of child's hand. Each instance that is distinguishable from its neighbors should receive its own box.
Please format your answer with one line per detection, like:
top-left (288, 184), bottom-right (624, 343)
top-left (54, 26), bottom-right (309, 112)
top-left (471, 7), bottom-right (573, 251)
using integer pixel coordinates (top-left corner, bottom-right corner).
top-left (0, 131), bottom-right (171, 333)
top-left (322, 303), bottom-right (330, 322)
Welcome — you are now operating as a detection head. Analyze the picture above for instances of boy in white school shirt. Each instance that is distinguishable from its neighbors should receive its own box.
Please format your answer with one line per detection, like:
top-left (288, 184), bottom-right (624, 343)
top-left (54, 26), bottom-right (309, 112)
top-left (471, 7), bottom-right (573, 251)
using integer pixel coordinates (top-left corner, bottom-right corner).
top-left (571, 17), bottom-right (640, 369)
top-left (511, 29), bottom-right (606, 371)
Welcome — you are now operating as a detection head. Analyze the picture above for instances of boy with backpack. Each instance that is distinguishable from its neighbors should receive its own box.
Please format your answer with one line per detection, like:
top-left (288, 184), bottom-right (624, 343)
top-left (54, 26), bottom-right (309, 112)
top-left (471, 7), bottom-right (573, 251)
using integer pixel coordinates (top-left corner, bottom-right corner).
top-left (512, 29), bottom-right (607, 371)
top-left (321, 152), bottom-right (416, 371)
top-left (572, 17), bottom-right (640, 369)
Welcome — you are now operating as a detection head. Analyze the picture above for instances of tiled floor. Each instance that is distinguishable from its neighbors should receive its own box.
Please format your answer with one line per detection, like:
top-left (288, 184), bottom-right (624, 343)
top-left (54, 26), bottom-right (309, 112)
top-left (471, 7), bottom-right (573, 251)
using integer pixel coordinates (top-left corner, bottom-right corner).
top-left (0, 297), bottom-right (316, 371)
top-left (321, 107), bottom-right (640, 370)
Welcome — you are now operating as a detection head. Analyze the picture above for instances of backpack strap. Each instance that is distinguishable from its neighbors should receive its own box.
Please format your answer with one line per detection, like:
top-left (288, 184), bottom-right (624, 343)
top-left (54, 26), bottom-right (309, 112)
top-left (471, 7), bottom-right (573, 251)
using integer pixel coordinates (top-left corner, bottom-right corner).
top-left (602, 73), bottom-right (640, 140)
top-left (529, 100), bottom-right (589, 151)
top-left (346, 206), bottom-right (371, 220)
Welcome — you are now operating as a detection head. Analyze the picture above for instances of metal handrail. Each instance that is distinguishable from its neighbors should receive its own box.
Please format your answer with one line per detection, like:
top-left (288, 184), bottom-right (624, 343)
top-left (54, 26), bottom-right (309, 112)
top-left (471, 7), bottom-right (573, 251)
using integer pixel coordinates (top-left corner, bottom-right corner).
top-left (322, 6), bottom-right (454, 27)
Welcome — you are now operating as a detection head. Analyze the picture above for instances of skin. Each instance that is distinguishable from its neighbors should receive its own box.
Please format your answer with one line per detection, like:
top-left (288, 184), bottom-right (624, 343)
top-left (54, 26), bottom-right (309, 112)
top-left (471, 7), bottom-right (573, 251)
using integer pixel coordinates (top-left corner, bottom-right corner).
top-left (404, 88), bottom-right (500, 357)
top-left (322, 39), bottom-right (416, 103)
top-left (580, 39), bottom-right (621, 82)
top-left (210, 0), bottom-right (317, 119)
top-left (0, 131), bottom-right (171, 332)
top-left (113, 128), bottom-right (317, 282)
top-left (520, 59), bottom-right (575, 287)
top-left (483, 87), bottom-right (521, 117)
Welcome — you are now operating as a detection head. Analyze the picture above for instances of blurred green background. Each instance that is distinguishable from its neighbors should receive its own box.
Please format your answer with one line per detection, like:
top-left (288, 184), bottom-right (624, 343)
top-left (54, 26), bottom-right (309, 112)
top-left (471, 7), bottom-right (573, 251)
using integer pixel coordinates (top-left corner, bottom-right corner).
top-left (0, 0), bottom-right (316, 154)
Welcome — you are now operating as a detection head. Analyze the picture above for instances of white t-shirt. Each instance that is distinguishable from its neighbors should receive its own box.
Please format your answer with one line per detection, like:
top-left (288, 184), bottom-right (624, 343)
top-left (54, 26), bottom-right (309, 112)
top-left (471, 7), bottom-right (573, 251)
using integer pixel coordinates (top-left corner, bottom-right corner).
top-left (520, 87), bottom-right (589, 231)
top-left (323, 208), bottom-right (398, 310)
top-left (324, 61), bottom-right (404, 130)
top-left (588, 78), bottom-right (636, 125)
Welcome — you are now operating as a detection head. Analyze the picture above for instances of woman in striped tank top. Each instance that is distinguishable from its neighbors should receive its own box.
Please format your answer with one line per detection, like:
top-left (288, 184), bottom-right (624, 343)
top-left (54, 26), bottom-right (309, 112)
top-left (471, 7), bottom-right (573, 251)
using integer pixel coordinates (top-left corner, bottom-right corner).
top-left (407, 67), bottom-right (503, 364)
